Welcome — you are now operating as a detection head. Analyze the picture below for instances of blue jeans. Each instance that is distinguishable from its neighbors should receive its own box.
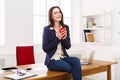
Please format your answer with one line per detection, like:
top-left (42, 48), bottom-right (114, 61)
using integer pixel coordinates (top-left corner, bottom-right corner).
top-left (47, 57), bottom-right (82, 80)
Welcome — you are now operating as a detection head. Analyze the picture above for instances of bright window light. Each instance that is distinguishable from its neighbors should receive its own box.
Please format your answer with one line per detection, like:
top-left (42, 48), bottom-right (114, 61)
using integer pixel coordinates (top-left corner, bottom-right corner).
top-left (33, 0), bottom-right (71, 44)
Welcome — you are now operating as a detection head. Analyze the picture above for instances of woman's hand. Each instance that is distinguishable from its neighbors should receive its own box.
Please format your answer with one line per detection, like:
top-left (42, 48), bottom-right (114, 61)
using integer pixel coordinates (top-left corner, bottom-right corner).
top-left (57, 31), bottom-right (63, 40)
top-left (55, 27), bottom-right (67, 40)
top-left (60, 28), bottom-right (67, 40)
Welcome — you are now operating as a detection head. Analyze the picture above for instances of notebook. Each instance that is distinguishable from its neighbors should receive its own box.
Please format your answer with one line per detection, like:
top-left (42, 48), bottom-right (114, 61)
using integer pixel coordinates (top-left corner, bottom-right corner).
top-left (81, 50), bottom-right (95, 65)
top-left (4, 70), bottom-right (37, 80)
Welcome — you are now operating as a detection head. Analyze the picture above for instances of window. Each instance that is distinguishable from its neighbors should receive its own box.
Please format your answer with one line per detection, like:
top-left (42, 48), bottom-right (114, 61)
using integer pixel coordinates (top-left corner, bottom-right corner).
top-left (33, 0), bottom-right (71, 44)
top-left (0, 0), bottom-right (5, 45)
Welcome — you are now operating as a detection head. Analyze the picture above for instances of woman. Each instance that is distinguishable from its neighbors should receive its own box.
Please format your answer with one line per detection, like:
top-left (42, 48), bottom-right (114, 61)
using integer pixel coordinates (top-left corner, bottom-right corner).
top-left (42, 6), bottom-right (82, 80)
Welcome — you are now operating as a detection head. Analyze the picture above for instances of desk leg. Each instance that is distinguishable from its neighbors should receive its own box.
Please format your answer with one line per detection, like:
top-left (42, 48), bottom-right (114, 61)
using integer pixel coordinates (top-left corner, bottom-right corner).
top-left (107, 65), bottom-right (111, 80)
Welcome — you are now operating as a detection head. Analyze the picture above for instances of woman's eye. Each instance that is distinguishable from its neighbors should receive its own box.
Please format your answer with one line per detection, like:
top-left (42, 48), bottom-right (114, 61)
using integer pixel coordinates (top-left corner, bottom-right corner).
top-left (54, 12), bottom-right (57, 14)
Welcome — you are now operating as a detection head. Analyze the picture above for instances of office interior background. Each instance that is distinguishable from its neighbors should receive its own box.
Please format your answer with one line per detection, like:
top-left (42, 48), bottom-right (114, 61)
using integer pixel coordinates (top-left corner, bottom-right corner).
top-left (0, 0), bottom-right (120, 80)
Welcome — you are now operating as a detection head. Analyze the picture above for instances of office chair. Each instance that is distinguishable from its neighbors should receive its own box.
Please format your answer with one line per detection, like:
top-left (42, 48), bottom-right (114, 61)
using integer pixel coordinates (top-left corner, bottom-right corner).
top-left (16, 46), bottom-right (35, 66)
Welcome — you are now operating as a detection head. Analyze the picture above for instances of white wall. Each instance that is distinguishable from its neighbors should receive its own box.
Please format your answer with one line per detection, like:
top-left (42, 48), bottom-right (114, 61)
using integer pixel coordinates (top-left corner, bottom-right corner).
top-left (1, 0), bottom-right (33, 54)
top-left (0, 0), bottom-right (33, 66)
top-left (0, 0), bottom-right (5, 45)
top-left (71, 0), bottom-right (81, 44)
top-left (0, 0), bottom-right (33, 54)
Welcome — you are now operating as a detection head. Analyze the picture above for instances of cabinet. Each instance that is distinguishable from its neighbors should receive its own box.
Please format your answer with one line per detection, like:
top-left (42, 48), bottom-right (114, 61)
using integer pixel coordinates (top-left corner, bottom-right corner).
top-left (81, 11), bottom-right (112, 44)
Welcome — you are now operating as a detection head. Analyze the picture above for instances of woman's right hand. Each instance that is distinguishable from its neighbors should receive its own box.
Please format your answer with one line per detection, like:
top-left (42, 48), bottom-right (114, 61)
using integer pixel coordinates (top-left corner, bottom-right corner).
top-left (57, 31), bottom-right (63, 40)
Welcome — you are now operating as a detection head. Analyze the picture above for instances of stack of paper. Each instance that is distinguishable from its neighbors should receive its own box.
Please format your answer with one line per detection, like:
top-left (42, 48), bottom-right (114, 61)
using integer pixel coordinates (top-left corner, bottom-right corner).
top-left (4, 72), bottom-right (37, 79)
top-left (0, 69), bottom-right (4, 73)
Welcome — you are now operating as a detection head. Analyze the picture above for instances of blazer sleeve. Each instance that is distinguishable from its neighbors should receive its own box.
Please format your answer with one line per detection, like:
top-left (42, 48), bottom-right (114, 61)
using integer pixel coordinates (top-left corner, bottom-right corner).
top-left (42, 26), bottom-right (60, 53)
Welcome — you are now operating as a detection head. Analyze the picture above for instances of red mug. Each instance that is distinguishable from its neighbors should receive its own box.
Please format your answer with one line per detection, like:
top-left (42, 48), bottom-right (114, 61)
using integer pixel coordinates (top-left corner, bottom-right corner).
top-left (59, 27), bottom-right (66, 38)
top-left (59, 27), bottom-right (65, 33)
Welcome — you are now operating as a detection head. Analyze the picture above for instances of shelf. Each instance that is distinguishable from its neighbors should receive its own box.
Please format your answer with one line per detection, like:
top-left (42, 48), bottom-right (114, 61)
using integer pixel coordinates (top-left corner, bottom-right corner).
top-left (83, 28), bottom-right (104, 30)
top-left (81, 11), bottom-right (112, 45)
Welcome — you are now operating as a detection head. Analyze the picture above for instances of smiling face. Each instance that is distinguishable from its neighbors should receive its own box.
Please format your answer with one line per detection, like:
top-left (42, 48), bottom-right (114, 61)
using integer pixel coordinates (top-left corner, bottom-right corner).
top-left (52, 8), bottom-right (62, 22)
top-left (48, 6), bottom-right (64, 27)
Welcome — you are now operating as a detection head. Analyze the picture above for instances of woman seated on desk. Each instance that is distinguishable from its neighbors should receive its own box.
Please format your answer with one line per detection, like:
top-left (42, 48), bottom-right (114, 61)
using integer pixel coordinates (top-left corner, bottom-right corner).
top-left (42, 6), bottom-right (82, 80)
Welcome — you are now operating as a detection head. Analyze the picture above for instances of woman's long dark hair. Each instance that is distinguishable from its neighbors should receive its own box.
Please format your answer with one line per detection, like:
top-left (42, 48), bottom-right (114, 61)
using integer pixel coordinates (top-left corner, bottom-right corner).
top-left (48, 6), bottom-right (65, 28)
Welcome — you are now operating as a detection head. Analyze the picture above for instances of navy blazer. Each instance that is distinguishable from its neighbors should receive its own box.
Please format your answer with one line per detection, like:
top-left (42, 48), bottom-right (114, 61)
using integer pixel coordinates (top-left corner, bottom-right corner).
top-left (42, 25), bottom-right (71, 65)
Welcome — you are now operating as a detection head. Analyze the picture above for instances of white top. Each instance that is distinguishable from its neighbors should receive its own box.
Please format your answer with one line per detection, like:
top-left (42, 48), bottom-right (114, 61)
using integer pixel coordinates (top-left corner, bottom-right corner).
top-left (51, 43), bottom-right (64, 60)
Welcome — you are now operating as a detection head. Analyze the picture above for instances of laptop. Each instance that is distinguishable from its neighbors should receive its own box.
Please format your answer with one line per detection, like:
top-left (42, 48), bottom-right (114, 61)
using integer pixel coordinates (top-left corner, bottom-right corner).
top-left (81, 50), bottom-right (95, 65)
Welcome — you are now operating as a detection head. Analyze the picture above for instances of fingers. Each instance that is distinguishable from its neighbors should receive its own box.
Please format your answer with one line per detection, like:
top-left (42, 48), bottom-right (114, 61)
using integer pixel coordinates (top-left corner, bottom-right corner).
top-left (59, 27), bottom-right (67, 40)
